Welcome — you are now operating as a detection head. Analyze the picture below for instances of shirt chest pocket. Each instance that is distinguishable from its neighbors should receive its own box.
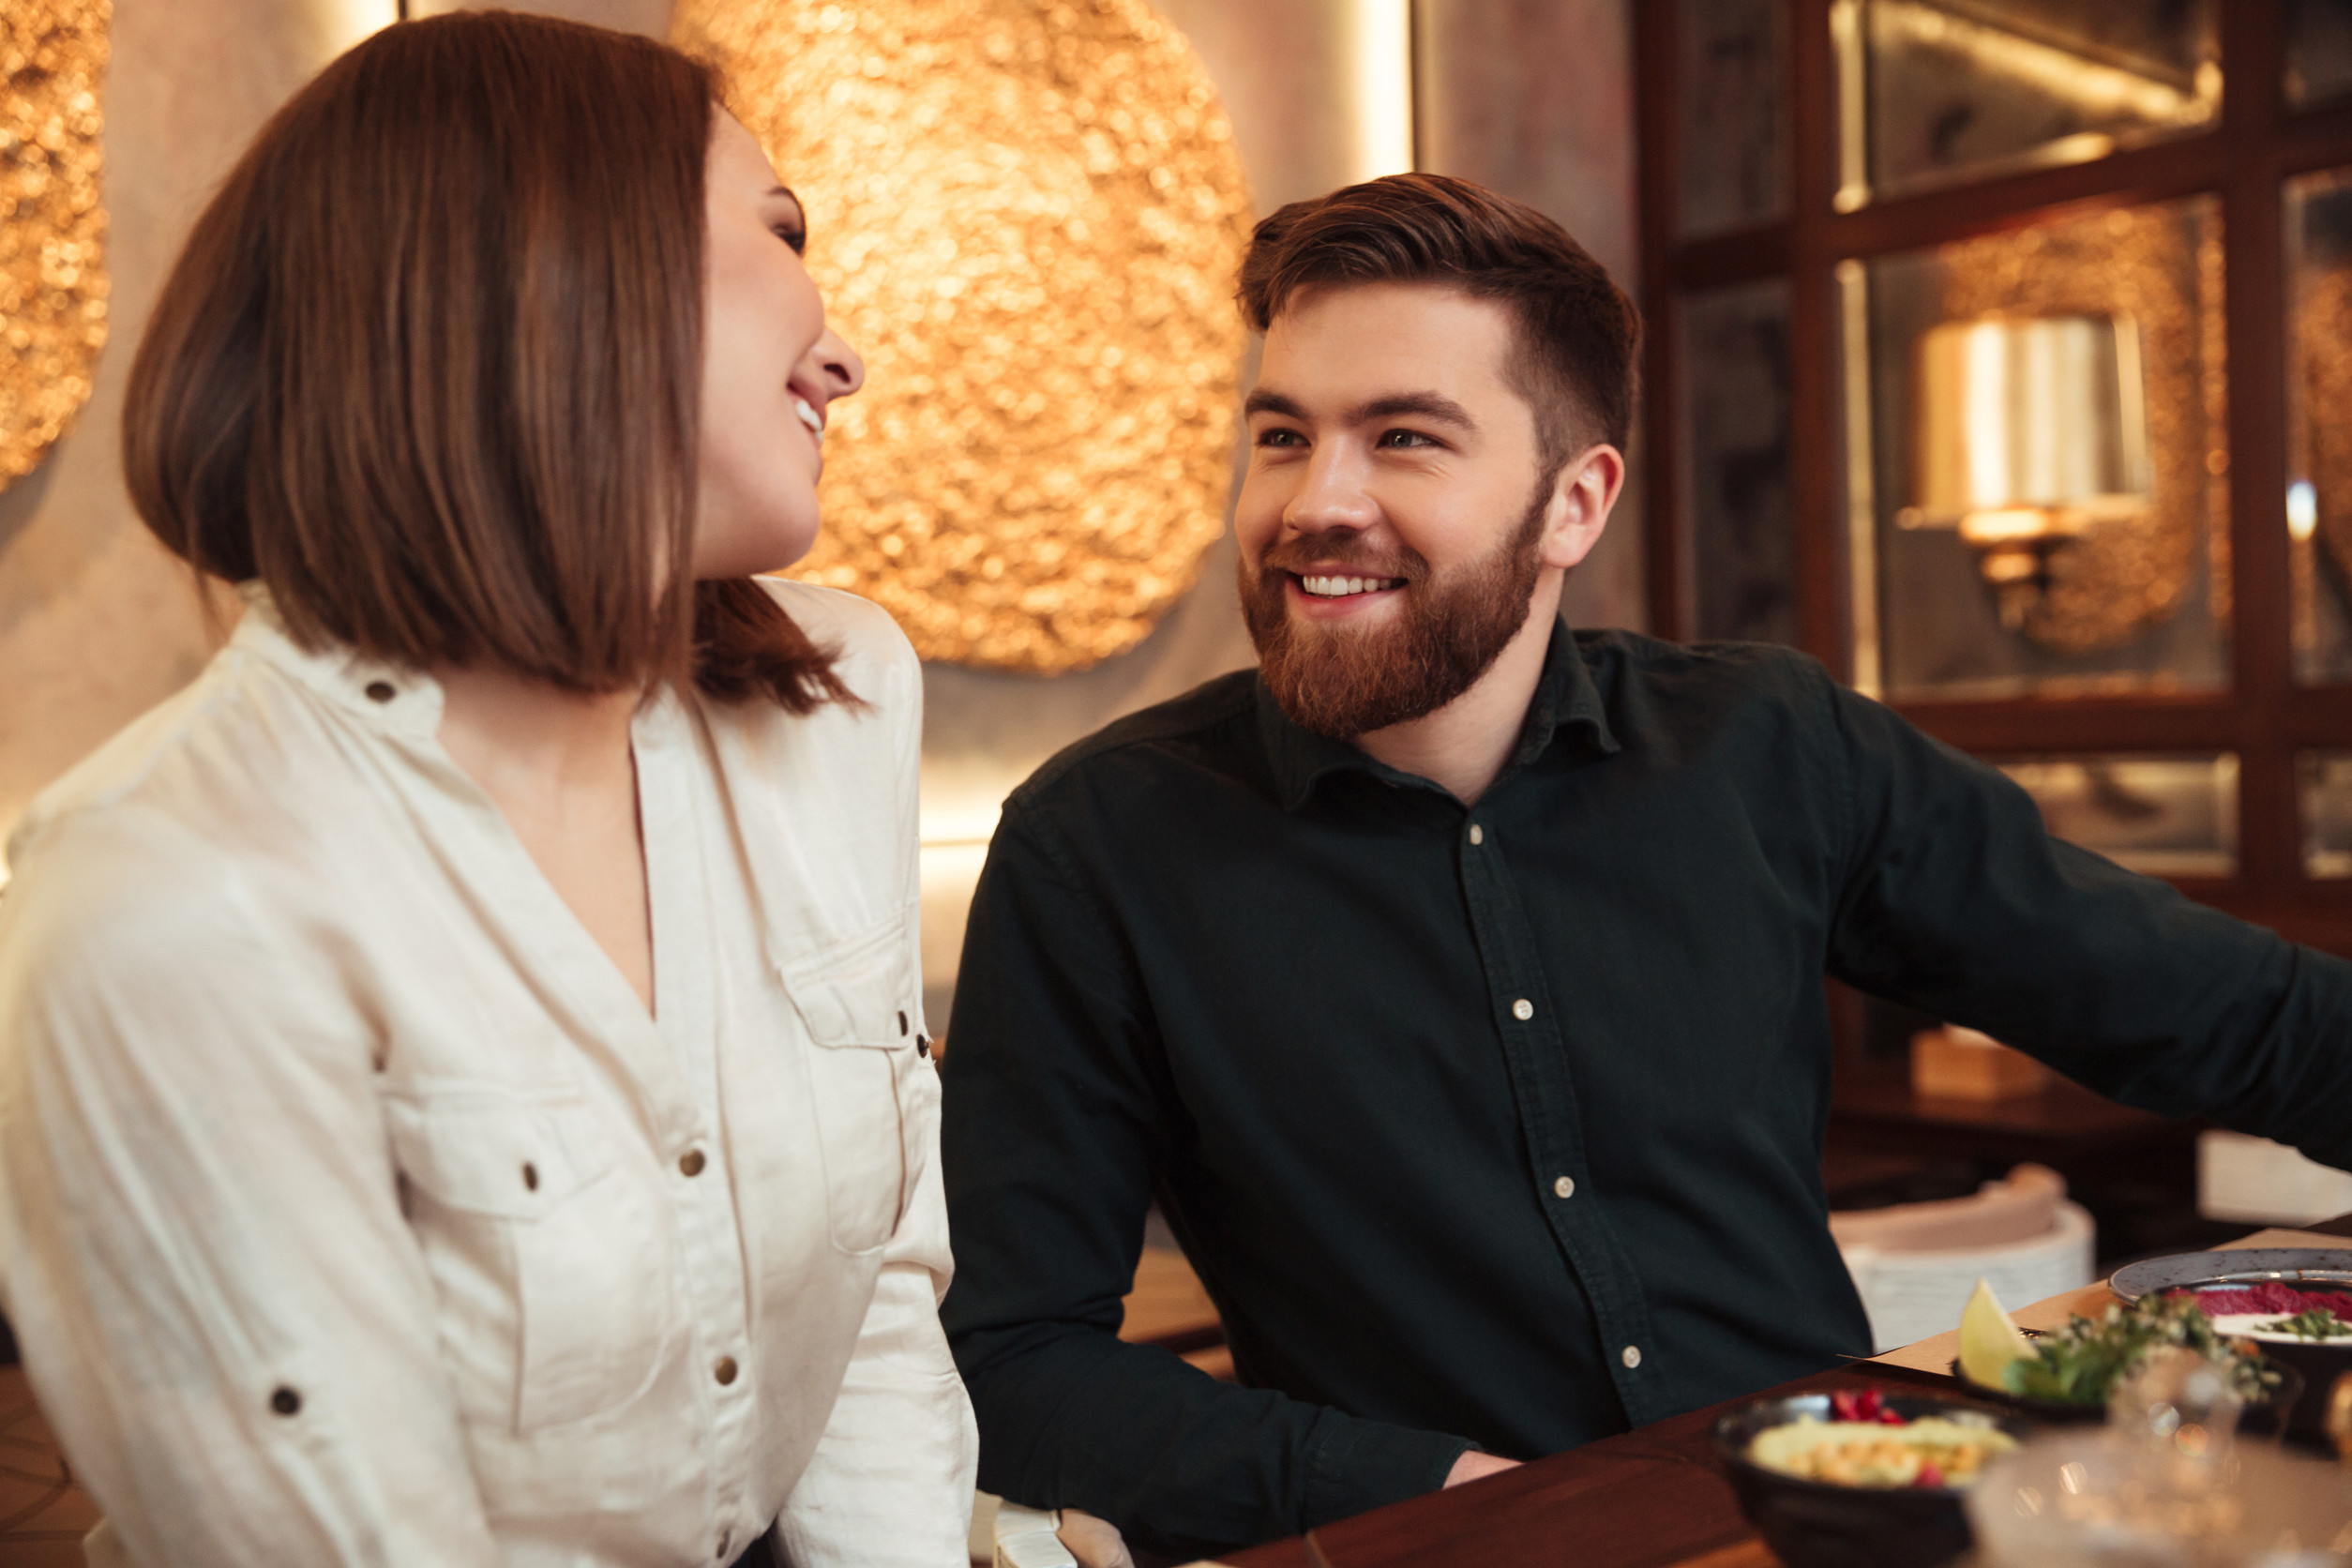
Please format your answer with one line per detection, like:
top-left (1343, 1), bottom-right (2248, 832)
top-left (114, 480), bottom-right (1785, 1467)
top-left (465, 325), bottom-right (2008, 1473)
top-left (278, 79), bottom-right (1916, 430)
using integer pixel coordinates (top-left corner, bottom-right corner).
top-left (384, 1088), bottom-right (675, 1433)
top-left (783, 922), bottom-right (922, 1256)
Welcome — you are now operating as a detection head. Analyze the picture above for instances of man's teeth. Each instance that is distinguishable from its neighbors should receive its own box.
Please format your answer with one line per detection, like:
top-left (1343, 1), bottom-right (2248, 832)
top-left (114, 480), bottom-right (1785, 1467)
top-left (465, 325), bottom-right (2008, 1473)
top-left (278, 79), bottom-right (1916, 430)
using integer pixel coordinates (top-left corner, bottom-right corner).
top-left (792, 396), bottom-right (824, 439)
top-left (1299, 575), bottom-right (1400, 597)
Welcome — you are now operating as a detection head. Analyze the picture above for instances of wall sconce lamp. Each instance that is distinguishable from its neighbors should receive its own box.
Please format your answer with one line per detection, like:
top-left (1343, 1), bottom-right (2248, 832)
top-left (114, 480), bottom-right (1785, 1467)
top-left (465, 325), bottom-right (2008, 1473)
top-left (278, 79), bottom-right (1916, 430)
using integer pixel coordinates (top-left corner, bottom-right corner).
top-left (1901, 312), bottom-right (2151, 628)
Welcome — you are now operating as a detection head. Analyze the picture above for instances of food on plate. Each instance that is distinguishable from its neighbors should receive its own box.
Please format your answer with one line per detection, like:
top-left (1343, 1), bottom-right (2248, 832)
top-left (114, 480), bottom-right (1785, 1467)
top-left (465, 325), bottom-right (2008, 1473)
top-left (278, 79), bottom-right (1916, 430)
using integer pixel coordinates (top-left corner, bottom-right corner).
top-left (1964, 1289), bottom-right (2284, 1408)
top-left (1746, 1390), bottom-right (2017, 1489)
top-left (2171, 1282), bottom-right (2352, 1343)
top-left (1957, 1278), bottom-right (2033, 1388)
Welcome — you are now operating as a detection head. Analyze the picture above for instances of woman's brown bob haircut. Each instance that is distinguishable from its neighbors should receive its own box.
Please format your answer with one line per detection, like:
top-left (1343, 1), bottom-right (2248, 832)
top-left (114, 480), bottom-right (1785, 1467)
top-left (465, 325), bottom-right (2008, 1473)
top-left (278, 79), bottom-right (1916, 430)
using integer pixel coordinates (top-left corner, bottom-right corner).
top-left (125, 9), bottom-right (850, 711)
top-left (1237, 173), bottom-right (1640, 477)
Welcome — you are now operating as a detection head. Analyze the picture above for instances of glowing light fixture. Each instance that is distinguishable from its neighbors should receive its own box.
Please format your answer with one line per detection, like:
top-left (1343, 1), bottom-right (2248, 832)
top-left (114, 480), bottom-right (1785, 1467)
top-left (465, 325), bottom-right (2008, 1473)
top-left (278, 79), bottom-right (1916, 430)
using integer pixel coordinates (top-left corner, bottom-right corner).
top-left (675, 0), bottom-right (1253, 674)
top-left (2290, 479), bottom-right (2319, 544)
top-left (1348, 0), bottom-right (1414, 185)
top-left (0, 0), bottom-right (108, 490)
top-left (1903, 313), bottom-right (2151, 628)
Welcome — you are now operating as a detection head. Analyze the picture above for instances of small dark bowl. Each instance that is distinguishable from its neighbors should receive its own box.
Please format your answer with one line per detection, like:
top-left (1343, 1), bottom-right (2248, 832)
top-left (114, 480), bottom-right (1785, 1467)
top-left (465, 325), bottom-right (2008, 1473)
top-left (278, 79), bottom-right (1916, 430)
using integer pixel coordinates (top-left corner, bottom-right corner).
top-left (1947, 1355), bottom-right (2306, 1437)
top-left (1712, 1389), bottom-right (2032, 1568)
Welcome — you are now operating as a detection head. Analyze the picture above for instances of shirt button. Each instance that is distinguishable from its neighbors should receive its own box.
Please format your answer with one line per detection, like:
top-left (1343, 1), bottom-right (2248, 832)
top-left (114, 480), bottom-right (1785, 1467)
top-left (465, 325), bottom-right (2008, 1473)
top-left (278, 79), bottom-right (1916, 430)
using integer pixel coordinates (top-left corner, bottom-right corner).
top-left (679, 1148), bottom-right (706, 1178)
top-left (1621, 1344), bottom-right (1643, 1369)
top-left (716, 1531), bottom-right (731, 1560)
top-left (1553, 1175), bottom-right (1576, 1199)
top-left (714, 1356), bottom-right (739, 1386)
top-left (1513, 998), bottom-right (1534, 1021)
top-left (363, 681), bottom-right (396, 703)
top-left (1468, 823), bottom-right (1484, 846)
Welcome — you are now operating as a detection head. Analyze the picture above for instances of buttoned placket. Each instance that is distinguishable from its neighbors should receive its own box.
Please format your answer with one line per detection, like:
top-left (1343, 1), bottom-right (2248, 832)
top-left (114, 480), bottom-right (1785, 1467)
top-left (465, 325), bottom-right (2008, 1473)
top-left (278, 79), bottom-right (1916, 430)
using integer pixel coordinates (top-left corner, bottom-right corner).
top-left (635, 702), bottom-right (761, 1559)
top-left (1453, 802), bottom-right (1675, 1426)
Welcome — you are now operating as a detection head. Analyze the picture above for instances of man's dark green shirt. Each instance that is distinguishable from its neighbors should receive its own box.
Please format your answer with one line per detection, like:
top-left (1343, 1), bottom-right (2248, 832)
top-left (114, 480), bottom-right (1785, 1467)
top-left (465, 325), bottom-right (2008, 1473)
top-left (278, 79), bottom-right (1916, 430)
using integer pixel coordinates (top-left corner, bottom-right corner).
top-left (939, 625), bottom-right (2352, 1558)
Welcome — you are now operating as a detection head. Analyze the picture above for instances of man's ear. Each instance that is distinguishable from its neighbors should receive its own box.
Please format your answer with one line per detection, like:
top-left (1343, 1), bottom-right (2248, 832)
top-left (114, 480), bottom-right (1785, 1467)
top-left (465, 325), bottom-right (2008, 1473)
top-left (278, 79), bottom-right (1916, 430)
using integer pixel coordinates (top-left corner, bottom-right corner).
top-left (1540, 443), bottom-right (1625, 572)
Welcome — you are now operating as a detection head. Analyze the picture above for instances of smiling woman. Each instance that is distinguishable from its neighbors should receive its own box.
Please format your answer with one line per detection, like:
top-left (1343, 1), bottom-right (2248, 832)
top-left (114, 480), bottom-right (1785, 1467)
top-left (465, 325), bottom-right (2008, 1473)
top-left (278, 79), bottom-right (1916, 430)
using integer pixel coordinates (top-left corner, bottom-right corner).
top-left (0, 12), bottom-right (974, 1567)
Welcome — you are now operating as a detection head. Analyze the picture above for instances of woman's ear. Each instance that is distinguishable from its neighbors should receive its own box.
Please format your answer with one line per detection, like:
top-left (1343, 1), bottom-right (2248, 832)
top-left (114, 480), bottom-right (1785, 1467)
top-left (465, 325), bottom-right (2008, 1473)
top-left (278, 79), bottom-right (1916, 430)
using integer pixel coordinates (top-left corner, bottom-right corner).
top-left (1540, 443), bottom-right (1625, 572)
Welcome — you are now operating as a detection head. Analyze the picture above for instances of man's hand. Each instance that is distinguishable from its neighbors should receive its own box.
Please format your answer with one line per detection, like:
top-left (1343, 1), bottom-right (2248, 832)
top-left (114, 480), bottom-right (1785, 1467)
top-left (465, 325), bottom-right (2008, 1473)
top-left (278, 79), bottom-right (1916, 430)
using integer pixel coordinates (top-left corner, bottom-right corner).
top-left (1055, 1507), bottom-right (1137, 1568)
top-left (1444, 1451), bottom-right (1522, 1487)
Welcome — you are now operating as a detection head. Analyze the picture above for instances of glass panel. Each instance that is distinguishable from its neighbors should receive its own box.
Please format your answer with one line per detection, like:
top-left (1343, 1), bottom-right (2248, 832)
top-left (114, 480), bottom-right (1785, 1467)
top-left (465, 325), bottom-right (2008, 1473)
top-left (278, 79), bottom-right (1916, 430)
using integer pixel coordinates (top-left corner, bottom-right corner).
top-left (2301, 752), bottom-right (2352, 878)
top-left (1835, 0), bottom-right (2219, 210)
top-left (1679, 0), bottom-right (1787, 236)
top-left (1683, 279), bottom-right (1797, 643)
top-left (2288, 0), bottom-right (2352, 109)
top-left (2286, 168), bottom-right (2352, 686)
top-left (1848, 196), bottom-right (2230, 701)
top-left (1997, 754), bottom-right (2239, 878)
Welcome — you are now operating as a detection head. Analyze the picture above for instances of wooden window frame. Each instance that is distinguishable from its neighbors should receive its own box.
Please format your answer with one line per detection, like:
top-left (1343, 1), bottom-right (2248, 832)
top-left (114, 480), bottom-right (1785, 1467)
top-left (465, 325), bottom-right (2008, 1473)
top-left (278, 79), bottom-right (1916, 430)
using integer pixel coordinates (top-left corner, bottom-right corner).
top-left (1636, 1), bottom-right (2352, 953)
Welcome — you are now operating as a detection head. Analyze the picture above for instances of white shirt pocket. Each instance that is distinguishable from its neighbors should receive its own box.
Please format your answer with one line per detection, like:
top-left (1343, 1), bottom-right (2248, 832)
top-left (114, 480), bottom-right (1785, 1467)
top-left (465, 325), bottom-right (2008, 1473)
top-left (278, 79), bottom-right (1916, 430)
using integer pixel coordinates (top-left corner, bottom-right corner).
top-left (783, 923), bottom-right (920, 1257)
top-left (384, 1085), bottom-right (675, 1433)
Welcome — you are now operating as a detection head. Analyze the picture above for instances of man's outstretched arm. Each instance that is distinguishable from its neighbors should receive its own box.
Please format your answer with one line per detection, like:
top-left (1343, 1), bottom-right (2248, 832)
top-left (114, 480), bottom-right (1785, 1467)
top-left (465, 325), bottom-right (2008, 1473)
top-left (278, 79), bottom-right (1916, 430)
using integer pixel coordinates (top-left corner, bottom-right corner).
top-left (1821, 672), bottom-right (2352, 1170)
top-left (939, 805), bottom-right (1473, 1560)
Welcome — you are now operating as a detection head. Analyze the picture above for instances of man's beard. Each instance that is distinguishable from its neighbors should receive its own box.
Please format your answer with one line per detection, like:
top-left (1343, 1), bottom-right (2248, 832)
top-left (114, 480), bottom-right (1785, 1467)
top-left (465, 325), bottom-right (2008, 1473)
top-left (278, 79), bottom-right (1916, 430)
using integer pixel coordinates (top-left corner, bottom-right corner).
top-left (1241, 480), bottom-right (1552, 740)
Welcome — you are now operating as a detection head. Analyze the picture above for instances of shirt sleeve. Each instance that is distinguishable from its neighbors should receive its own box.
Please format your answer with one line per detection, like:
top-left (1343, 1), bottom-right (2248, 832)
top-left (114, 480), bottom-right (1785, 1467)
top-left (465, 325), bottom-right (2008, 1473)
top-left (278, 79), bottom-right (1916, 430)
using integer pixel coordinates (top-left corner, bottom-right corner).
top-left (1820, 675), bottom-right (2352, 1170)
top-left (774, 1252), bottom-right (978, 1567)
top-left (939, 804), bottom-right (1471, 1560)
top-left (0, 806), bottom-right (505, 1568)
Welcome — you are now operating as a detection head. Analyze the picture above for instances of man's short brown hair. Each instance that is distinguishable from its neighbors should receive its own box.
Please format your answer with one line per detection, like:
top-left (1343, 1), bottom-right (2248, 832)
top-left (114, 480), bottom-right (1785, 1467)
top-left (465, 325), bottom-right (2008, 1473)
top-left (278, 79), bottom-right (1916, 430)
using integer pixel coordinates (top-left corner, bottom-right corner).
top-left (124, 10), bottom-right (849, 711)
top-left (1237, 173), bottom-right (1640, 474)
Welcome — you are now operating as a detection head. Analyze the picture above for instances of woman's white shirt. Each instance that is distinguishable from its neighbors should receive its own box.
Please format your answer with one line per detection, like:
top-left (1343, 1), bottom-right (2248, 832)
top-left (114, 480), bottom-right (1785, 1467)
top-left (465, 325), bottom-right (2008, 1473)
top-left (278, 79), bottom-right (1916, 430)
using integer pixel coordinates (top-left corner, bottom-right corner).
top-left (0, 580), bottom-right (976, 1567)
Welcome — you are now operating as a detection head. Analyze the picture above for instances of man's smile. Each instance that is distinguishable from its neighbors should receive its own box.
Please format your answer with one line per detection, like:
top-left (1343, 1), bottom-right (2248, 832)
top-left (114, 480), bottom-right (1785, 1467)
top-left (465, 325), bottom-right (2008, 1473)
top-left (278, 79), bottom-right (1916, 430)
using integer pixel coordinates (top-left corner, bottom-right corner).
top-left (1295, 573), bottom-right (1407, 598)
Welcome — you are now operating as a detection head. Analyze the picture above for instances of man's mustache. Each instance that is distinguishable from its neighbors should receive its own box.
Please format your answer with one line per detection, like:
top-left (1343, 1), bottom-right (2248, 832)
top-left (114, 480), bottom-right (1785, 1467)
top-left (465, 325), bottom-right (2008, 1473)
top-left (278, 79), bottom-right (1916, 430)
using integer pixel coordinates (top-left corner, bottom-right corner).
top-left (1254, 539), bottom-right (1429, 583)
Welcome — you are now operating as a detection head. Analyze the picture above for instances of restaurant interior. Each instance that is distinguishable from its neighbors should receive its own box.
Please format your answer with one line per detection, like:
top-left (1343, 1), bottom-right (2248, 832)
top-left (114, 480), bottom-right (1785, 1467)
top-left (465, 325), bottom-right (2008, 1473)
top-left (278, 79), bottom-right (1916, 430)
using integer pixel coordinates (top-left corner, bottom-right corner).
top-left (8, 0), bottom-right (2352, 1562)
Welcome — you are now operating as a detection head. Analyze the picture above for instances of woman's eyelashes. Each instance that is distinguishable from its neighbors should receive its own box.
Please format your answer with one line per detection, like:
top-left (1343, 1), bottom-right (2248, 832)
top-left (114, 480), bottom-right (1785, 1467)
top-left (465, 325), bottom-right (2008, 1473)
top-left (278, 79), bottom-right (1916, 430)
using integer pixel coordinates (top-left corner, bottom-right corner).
top-left (773, 223), bottom-right (807, 254)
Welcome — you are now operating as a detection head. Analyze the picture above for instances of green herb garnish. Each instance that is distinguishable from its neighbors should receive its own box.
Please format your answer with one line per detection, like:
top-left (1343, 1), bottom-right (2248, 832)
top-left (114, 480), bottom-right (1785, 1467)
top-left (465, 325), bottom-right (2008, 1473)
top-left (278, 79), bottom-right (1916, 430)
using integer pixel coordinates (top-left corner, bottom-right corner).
top-left (2002, 1291), bottom-right (2281, 1407)
top-left (2255, 1307), bottom-right (2352, 1341)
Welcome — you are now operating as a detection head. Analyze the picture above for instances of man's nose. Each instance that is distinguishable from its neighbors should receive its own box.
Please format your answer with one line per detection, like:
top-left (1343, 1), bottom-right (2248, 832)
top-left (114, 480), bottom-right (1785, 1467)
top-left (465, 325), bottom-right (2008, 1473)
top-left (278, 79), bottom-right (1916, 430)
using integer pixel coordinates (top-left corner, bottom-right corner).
top-left (1283, 443), bottom-right (1378, 535)
top-left (811, 326), bottom-right (864, 400)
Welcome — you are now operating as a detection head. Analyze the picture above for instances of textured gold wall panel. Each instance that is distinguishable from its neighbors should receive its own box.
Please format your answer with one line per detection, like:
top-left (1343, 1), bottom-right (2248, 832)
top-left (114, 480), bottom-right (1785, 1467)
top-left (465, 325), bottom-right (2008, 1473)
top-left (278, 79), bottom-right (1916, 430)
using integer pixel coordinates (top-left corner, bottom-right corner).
top-left (1937, 202), bottom-right (2226, 657)
top-left (2299, 264), bottom-right (2352, 601)
top-left (676, 0), bottom-right (1252, 673)
top-left (0, 0), bottom-right (108, 490)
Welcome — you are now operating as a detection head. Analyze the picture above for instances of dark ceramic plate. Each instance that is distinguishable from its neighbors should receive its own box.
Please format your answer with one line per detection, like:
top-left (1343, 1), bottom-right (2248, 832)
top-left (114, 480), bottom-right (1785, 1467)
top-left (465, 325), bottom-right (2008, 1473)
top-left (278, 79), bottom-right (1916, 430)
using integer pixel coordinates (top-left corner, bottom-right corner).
top-left (2109, 1248), bottom-right (2352, 1439)
top-left (1712, 1388), bottom-right (2031, 1568)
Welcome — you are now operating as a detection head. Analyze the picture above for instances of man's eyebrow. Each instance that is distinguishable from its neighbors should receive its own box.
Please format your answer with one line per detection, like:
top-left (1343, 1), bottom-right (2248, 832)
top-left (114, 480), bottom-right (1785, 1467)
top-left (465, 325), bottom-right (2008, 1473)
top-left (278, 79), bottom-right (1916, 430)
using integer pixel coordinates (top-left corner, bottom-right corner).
top-left (1349, 391), bottom-right (1475, 430)
top-left (1243, 388), bottom-right (1308, 420)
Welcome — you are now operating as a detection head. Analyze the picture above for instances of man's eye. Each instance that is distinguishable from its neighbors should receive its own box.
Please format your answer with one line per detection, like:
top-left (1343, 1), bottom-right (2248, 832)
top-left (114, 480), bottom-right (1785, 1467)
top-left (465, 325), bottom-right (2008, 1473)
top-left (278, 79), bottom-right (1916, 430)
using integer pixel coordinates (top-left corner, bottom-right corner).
top-left (1377, 429), bottom-right (1437, 448)
top-left (1255, 428), bottom-right (1305, 448)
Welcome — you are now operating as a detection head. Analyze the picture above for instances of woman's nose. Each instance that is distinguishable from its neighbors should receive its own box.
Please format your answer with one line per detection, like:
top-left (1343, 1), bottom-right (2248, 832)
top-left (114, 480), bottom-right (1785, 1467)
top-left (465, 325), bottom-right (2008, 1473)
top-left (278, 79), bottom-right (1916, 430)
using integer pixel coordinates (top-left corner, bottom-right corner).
top-left (814, 326), bottom-right (864, 400)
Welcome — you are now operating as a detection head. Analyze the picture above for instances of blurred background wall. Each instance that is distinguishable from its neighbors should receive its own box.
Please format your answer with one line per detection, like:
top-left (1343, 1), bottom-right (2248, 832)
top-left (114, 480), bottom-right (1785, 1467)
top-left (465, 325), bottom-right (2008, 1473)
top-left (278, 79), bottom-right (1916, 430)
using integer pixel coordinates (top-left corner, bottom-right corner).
top-left (0, 0), bottom-right (1642, 1027)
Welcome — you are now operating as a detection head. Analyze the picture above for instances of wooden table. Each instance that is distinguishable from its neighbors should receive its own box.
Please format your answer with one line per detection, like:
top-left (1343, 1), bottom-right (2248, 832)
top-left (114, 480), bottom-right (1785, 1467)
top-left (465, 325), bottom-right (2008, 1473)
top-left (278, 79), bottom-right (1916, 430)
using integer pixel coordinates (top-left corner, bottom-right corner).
top-left (1219, 1212), bottom-right (2352, 1568)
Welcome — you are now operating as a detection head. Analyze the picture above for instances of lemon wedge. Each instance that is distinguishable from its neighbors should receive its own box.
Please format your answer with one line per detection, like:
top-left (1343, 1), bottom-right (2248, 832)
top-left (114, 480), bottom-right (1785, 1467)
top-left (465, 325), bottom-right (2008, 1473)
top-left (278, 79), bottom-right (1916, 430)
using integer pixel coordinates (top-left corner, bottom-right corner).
top-left (1957, 1277), bottom-right (2033, 1389)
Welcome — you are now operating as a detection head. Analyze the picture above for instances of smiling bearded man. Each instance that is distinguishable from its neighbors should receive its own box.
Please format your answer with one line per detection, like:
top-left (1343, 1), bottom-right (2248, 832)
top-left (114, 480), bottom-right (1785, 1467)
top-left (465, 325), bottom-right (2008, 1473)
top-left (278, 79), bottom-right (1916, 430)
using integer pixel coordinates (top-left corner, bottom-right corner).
top-left (937, 173), bottom-right (2352, 1567)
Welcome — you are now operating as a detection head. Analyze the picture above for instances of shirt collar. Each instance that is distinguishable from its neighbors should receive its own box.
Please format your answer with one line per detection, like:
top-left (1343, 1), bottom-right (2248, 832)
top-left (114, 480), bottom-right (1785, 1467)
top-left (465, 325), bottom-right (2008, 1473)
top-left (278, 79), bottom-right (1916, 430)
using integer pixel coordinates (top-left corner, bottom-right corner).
top-left (231, 583), bottom-right (695, 758)
top-left (1255, 617), bottom-right (1621, 812)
